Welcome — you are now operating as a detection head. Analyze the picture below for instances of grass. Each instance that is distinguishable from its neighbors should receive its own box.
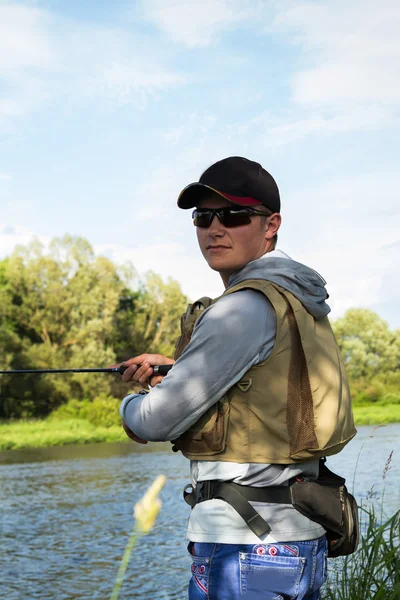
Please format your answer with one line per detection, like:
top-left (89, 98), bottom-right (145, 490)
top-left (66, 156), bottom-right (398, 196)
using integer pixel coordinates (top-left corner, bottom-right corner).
top-left (352, 404), bottom-right (400, 425)
top-left (322, 507), bottom-right (400, 600)
top-left (0, 404), bottom-right (399, 451)
top-left (322, 451), bottom-right (400, 600)
top-left (0, 418), bottom-right (127, 451)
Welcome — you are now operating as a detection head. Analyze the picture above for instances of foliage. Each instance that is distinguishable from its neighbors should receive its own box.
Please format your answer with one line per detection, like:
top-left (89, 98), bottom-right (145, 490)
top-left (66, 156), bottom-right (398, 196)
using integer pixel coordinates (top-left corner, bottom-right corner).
top-left (1, 238), bottom-right (399, 425)
top-left (0, 236), bottom-right (187, 419)
top-left (50, 394), bottom-right (122, 428)
top-left (332, 309), bottom-right (400, 381)
top-left (114, 271), bottom-right (187, 359)
top-left (352, 404), bottom-right (400, 425)
top-left (332, 309), bottom-right (400, 416)
top-left (350, 371), bottom-right (400, 406)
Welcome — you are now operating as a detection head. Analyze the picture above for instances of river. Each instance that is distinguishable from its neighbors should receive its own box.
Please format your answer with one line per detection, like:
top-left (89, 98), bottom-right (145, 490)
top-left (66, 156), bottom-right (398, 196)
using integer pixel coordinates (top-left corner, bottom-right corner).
top-left (0, 424), bottom-right (399, 599)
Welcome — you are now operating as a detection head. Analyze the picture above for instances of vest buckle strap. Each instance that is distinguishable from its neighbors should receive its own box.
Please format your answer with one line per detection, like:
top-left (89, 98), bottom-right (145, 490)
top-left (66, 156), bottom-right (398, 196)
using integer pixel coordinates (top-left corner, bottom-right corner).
top-left (183, 483), bottom-right (196, 507)
top-left (183, 481), bottom-right (213, 506)
top-left (237, 378), bottom-right (252, 392)
top-left (182, 480), bottom-right (293, 538)
top-left (197, 480), bottom-right (212, 502)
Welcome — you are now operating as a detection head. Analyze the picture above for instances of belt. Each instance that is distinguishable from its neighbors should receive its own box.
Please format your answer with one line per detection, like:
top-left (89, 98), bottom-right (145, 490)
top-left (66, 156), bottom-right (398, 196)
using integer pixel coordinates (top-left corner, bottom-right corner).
top-left (184, 480), bottom-right (293, 538)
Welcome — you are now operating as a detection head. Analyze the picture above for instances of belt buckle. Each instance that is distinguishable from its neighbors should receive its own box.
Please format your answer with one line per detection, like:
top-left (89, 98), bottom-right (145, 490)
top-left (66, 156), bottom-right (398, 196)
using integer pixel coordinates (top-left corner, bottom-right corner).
top-left (197, 480), bottom-right (212, 503)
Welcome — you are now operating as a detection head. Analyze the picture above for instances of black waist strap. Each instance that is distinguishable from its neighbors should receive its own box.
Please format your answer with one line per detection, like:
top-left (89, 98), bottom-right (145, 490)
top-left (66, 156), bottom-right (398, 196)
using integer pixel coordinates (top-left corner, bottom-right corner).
top-left (184, 480), bottom-right (292, 538)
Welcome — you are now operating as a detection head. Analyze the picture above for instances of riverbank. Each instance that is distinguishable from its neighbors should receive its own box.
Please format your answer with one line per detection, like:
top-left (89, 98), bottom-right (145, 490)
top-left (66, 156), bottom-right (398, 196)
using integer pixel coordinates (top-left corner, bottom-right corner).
top-left (0, 418), bottom-right (126, 451)
top-left (1, 404), bottom-right (399, 451)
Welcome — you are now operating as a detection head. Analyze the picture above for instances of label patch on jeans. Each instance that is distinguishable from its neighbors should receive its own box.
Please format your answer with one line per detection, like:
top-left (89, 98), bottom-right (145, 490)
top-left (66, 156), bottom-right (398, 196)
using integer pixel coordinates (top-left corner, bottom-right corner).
top-left (252, 543), bottom-right (300, 557)
top-left (190, 556), bottom-right (210, 596)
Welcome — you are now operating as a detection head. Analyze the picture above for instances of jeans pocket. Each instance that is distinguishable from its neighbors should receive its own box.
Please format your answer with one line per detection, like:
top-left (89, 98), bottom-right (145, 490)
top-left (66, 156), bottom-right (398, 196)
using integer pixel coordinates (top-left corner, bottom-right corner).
top-left (189, 555), bottom-right (210, 597)
top-left (313, 545), bottom-right (328, 592)
top-left (240, 551), bottom-right (305, 599)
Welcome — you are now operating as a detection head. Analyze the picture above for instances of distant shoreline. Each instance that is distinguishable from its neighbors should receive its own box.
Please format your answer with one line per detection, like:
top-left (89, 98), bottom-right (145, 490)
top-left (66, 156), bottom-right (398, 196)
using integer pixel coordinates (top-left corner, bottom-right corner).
top-left (0, 405), bottom-right (399, 452)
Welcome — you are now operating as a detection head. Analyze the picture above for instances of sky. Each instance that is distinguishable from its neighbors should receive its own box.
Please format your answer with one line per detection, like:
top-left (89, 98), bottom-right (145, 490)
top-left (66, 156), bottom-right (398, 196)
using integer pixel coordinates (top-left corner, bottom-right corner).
top-left (0, 0), bottom-right (399, 328)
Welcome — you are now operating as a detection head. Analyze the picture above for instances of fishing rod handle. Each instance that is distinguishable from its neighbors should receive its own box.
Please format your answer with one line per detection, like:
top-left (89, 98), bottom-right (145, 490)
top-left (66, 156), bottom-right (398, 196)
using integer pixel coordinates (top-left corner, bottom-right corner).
top-left (117, 364), bottom-right (173, 376)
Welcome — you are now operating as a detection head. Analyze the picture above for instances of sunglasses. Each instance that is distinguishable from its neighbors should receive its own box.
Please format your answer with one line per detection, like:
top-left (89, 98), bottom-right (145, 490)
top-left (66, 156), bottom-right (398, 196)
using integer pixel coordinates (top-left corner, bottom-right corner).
top-left (192, 206), bottom-right (268, 228)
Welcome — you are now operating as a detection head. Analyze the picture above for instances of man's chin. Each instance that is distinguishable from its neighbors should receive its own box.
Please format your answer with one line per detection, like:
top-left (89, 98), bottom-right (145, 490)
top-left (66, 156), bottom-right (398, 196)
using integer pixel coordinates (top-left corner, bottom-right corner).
top-left (207, 262), bottom-right (237, 277)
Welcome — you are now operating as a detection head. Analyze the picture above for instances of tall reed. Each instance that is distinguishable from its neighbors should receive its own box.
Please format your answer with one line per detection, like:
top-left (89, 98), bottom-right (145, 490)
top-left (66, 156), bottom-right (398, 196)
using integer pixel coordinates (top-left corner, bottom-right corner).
top-left (110, 474), bottom-right (166, 600)
top-left (322, 451), bottom-right (399, 600)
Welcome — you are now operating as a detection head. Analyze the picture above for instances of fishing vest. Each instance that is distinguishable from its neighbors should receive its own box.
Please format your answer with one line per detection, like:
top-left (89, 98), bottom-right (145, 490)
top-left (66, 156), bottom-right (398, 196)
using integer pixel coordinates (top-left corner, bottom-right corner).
top-left (172, 279), bottom-right (356, 464)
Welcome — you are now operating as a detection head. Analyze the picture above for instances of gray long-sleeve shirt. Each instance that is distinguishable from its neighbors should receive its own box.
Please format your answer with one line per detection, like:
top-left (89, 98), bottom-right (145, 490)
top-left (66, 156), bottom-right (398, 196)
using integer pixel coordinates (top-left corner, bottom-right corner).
top-left (120, 249), bottom-right (329, 543)
top-left (120, 285), bottom-right (276, 441)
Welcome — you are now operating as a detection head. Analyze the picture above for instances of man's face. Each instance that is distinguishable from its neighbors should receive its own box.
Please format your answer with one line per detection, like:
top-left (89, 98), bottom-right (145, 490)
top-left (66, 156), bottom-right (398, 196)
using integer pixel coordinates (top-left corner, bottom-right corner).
top-left (195, 194), bottom-right (281, 287)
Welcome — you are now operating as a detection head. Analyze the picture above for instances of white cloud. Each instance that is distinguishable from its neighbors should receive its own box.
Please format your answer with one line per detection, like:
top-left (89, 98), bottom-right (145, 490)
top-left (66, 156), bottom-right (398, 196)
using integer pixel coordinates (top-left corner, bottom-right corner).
top-left (157, 105), bottom-right (396, 167)
top-left (281, 171), bottom-right (400, 322)
top-left (140, 0), bottom-right (256, 47)
top-left (297, 241), bottom-right (400, 324)
top-left (131, 167), bottom-right (182, 221)
top-left (0, 224), bottom-right (50, 257)
top-left (0, 2), bottom-right (186, 123)
top-left (0, 4), bottom-right (55, 125)
top-left (273, 0), bottom-right (400, 106)
top-left (0, 3), bottom-right (54, 71)
top-left (84, 60), bottom-right (185, 107)
top-left (0, 173), bottom-right (12, 181)
top-left (274, 106), bottom-right (396, 142)
top-left (226, 105), bottom-right (398, 149)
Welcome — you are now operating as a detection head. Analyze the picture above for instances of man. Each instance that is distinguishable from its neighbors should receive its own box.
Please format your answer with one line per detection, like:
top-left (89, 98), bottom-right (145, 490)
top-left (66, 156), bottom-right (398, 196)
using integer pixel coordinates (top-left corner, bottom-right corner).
top-left (120, 156), bottom-right (356, 599)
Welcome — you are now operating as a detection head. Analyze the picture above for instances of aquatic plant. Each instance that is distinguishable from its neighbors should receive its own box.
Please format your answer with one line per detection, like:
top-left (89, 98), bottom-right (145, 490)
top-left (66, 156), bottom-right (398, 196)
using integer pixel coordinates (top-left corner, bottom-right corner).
top-left (322, 507), bottom-right (399, 599)
top-left (110, 474), bottom-right (167, 600)
top-left (322, 451), bottom-right (399, 600)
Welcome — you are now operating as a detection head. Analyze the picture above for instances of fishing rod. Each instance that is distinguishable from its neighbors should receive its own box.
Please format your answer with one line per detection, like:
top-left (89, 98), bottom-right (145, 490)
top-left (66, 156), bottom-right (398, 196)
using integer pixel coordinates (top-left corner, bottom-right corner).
top-left (0, 365), bottom-right (173, 376)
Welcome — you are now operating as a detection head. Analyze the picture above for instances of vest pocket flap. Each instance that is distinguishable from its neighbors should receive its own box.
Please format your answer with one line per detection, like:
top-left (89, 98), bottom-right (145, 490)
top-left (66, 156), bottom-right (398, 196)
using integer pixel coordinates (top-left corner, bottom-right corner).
top-left (172, 399), bottom-right (231, 456)
top-left (290, 481), bottom-right (343, 533)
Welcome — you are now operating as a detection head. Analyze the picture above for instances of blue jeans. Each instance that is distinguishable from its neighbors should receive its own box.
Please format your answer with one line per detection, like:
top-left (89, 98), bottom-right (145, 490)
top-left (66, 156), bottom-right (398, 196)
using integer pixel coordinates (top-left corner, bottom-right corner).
top-left (187, 536), bottom-right (328, 600)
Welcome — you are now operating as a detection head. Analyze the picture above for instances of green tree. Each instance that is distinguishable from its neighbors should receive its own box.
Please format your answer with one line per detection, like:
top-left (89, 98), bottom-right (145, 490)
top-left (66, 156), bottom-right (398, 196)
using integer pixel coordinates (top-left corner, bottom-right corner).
top-left (1, 236), bottom-right (126, 417)
top-left (0, 237), bottom-right (189, 419)
top-left (0, 259), bottom-right (15, 368)
top-left (113, 271), bottom-right (188, 360)
top-left (333, 309), bottom-right (400, 380)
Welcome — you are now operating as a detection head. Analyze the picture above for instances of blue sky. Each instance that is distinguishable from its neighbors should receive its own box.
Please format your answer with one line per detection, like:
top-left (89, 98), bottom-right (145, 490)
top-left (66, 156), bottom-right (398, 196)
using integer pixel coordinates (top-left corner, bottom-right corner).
top-left (1, 0), bottom-right (399, 328)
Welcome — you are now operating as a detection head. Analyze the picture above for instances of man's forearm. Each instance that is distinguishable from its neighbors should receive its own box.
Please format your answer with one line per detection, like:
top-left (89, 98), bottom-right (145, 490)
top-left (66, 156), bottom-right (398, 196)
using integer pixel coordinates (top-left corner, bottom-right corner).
top-left (119, 291), bottom-right (276, 442)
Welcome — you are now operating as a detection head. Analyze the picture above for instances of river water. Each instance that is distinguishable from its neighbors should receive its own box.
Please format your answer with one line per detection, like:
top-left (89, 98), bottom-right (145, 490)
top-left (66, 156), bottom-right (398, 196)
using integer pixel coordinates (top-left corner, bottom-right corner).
top-left (0, 424), bottom-right (399, 600)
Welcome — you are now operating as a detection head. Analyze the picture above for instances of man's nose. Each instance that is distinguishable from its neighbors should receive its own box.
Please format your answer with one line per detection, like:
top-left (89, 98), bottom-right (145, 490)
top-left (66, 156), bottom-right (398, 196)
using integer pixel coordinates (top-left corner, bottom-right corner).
top-left (208, 214), bottom-right (225, 234)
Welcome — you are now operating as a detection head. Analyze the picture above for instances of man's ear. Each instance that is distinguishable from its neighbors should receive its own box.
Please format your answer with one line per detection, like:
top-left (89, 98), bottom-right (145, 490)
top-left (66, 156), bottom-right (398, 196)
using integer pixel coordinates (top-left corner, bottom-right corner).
top-left (265, 213), bottom-right (281, 240)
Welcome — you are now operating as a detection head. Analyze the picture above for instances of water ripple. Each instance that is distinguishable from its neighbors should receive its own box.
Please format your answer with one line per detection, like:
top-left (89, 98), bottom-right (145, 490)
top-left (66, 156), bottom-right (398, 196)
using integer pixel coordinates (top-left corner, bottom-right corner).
top-left (0, 426), bottom-right (399, 599)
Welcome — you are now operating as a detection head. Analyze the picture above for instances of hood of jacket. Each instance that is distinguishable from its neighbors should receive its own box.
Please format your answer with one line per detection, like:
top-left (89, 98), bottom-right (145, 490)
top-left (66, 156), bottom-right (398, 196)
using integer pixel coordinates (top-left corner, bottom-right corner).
top-left (227, 249), bottom-right (330, 319)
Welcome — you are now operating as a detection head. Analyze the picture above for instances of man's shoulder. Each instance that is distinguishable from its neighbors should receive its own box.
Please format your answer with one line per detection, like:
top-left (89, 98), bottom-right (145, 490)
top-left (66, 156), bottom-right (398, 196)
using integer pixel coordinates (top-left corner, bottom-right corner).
top-left (208, 287), bottom-right (271, 320)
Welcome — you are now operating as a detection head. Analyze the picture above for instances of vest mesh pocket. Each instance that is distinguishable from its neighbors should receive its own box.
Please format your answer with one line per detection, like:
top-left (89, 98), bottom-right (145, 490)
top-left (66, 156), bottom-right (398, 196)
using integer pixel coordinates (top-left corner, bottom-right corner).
top-left (285, 302), bottom-right (318, 457)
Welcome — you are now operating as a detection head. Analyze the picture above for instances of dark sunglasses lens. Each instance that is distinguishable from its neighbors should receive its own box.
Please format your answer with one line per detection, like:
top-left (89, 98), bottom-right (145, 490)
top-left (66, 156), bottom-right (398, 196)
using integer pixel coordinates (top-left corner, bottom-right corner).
top-left (192, 210), bottom-right (212, 227)
top-left (192, 208), bottom-right (253, 227)
top-left (222, 209), bottom-right (252, 227)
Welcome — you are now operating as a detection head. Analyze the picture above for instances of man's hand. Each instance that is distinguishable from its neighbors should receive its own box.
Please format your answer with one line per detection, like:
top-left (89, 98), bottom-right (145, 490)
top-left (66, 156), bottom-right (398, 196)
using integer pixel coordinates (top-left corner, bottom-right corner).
top-left (119, 354), bottom-right (175, 387)
top-left (121, 419), bottom-right (148, 444)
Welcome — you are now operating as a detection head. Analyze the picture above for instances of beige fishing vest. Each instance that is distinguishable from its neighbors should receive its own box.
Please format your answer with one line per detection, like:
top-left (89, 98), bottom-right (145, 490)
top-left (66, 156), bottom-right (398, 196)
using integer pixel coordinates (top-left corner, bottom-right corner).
top-left (172, 279), bottom-right (356, 464)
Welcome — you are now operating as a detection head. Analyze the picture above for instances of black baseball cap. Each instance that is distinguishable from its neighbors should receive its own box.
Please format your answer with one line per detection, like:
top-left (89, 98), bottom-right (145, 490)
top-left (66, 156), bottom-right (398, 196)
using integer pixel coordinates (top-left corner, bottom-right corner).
top-left (177, 156), bottom-right (280, 213)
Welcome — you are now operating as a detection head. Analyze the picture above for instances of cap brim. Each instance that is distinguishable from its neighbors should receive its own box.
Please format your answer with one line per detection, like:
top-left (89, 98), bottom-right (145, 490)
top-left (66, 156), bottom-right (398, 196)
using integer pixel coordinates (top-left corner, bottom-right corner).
top-left (177, 183), bottom-right (261, 209)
